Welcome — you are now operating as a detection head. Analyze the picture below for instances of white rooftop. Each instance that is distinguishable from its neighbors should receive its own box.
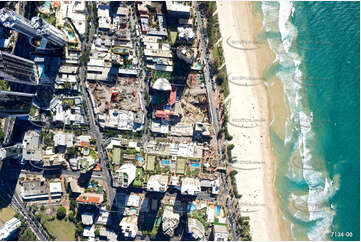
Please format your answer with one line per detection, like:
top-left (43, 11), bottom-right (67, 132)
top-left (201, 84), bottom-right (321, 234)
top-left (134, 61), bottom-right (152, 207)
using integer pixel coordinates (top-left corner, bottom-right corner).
top-left (81, 212), bottom-right (94, 226)
top-left (0, 217), bottom-right (21, 240)
top-left (146, 175), bottom-right (168, 192)
top-left (152, 78), bottom-right (171, 91)
top-left (49, 182), bottom-right (62, 194)
top-left (181, 177), bottom-right (201, 195)
top-left (83, 226), bottom-right (95, 238)
top-left (126, 194), bottom-right (141, 207)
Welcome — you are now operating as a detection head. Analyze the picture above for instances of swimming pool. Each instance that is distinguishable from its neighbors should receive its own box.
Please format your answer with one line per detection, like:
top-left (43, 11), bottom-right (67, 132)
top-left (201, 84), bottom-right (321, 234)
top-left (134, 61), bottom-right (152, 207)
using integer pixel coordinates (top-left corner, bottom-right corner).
top-left (162, 160), bottom-right (170, 166)
top-left (67, 30), bottom-right (75, 38)
top-left (191, 162), bottom-right (200, 168)
top-left (193, 63), bottom-right (201, 70)
top-left (189, 204), bottom-right (196, 212)
top-left (88, 182), bottom-right (95, 188)
top-left (42, 1), bottom-right (52, 10)
top-left (112, 47), bottom-right (129, 55)
top-left (84, 148), bottom-right (89, 155)
top-left (137, 155), bottom-right (144, 164)
top-left (216, 206), bottom-right (221, 216)
top-left (38, 64), bottom-right (45, 79)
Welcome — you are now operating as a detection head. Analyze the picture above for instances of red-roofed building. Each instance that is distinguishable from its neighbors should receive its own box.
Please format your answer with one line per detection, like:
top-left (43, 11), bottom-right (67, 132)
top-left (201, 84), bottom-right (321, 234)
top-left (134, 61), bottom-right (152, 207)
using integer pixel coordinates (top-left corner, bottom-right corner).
top-left (93, 164), bottom-right (102, 171)
top-left (168, 86), bottom-right (176, 106)
top-left (76, 193), bottom-right (104, 205)
top-left (80, 141), bottom-right (89, 147)
top-left (155, 110), bottom-right (175, 120)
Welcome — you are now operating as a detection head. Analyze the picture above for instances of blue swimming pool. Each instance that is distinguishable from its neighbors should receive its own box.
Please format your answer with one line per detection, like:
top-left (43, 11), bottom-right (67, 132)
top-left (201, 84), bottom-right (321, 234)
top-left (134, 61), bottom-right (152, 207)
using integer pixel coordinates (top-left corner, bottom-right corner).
top-left (67, 30), bottom-right (75, 38)
top-left (194, 63), bottom-right (201, 69)
top-left (216, 206), bottom-right (221, 216)
top-left (84, 148), bottom-right (89, 155)
top-left (38, 64), bottom-right (45, 79)
top-left (42, 1), bottom-right (52, 10)
top-left (137, 155), bottom-right (144, 164)
top-left (162, 160), bottom-right (170, 166)
top-left (191, 162), bottom-right (200, 168)
top-left (189, 204), bottom-right (196, 212)
top-left (88, 182), bottom-right (95, 188)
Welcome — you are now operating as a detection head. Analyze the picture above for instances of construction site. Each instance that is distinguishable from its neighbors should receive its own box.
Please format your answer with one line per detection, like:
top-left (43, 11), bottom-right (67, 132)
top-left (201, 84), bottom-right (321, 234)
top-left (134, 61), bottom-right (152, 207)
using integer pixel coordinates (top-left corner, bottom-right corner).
top-left (179, 72), bottom-right (209, 124)
top-left (88, 76), bottom-right (144, 115)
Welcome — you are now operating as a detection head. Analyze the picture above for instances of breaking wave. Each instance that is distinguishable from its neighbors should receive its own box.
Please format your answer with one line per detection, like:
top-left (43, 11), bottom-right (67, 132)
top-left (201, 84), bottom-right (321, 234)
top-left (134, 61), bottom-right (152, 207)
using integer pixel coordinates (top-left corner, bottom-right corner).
top-left (261, 1), bottom-right (338, 240)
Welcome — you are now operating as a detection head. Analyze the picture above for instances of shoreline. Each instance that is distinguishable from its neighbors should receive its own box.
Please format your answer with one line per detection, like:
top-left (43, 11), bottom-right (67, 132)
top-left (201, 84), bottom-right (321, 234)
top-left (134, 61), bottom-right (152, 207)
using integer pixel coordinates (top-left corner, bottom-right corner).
top-left (217, 2), bottom-right (292, 241)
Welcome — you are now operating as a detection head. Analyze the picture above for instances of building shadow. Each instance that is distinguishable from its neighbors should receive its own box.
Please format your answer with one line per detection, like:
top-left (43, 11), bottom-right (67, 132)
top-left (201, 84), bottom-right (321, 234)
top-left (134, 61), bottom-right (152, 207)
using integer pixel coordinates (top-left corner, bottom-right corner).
top-left (78, 170), bottom-right (94, 188)
top-left (0, 157), bottom-right (21, 208)
top-left (43, 168), bottom-right (62, 179)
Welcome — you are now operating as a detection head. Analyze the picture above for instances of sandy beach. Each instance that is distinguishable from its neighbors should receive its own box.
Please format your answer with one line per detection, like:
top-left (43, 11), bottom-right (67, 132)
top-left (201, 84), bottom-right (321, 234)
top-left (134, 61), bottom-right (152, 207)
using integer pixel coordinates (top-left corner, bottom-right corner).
top-left (216, 2), bottom-right (291, 240)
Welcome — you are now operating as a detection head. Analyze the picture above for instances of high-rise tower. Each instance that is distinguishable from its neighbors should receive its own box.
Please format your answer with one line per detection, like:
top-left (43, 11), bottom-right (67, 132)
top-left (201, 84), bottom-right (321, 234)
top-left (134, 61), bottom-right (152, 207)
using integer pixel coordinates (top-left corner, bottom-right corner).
top-left (0, 51), bottom-right (38, 85)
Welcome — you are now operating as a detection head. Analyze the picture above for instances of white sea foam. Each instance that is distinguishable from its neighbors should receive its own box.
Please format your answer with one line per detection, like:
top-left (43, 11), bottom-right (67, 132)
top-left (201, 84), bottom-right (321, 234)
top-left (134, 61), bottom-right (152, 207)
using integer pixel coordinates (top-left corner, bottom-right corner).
top-left (261, 1), bottom-right (338, 240)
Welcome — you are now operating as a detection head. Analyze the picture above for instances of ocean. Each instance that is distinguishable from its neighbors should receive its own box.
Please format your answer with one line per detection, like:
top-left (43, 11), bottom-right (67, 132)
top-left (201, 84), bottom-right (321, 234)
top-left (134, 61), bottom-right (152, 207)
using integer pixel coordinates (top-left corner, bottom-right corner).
top-left (257, 1), bottom-right (360, 240)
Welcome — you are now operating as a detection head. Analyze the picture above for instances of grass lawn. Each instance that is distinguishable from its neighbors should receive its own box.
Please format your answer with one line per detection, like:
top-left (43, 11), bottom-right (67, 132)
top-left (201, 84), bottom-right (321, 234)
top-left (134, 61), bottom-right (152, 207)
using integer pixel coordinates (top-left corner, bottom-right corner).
top-left (0, 206), bottom-right (16, 226)
top-left (214, 217), bottom-right (227, 226)
top-left (146, 155), bottom-right (156, 172)
top-left (44, 219), bottom-right (76, 241)
top-left (89, 149), bottom-right (97, 161)
top-left (133, 168), bottom-right (144, 187)
top-left (136, 168), bottom-right (144, 178)
top-left (112, 147), bottom-right (121, 165)
top-left (169, 31), bottom-right (177, 45)
top-left (62, 98), bottom-right (75, 106)
top-left (217, 67), bottom-right (229, 98)
top-left (176, 158), bottom-right (186, 175)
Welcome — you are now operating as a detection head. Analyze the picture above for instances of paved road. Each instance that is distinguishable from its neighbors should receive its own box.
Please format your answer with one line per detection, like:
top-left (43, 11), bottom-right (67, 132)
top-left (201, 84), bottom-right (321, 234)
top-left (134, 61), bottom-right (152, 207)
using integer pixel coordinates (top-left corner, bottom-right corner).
top-left (11, 191), bottom-right (50, 240)
top-left (0, 181), bottom-right (50, 240)
top-left (78, 2), bottom-right (116, 205)
top-left (194, 3), bottom-right (223, 161)
top-left (194, 6), bottom-right (238, 237)
top-left (128, 4), bottom-right (150, 145)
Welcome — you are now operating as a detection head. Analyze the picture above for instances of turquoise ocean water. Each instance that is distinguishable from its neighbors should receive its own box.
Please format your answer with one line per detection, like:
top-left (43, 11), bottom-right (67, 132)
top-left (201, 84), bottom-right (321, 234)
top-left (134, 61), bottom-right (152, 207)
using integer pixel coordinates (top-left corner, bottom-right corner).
top-left (259, 1), bottom-right (360, 240)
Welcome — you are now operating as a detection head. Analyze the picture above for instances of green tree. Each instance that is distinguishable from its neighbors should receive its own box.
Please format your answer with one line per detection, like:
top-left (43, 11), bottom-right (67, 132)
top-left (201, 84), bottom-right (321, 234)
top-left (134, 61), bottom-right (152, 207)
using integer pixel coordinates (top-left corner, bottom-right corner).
top-left (19, 228), bottom-right (36, 241)
top-left (56, 206), bottom-right (66, 220)
top-left (103, 191), bottom-right (107, 204)
top-left (75, 223), bottom-right (84, 237)
top-left (68, 212), bottom-right (75, 222)
top-left (35, 213), bottom-right (42, 222)
top-left (94, 229), bottom-right (100, 237)
top-left (90, 138), bottom-right (96, 145)
top-left (70, 199), bottom-right (77, 212)
top-left (0, 129), bottom-right (4, 143)
top-left (0, 79), bottom-right (9, 90)
top-left (40, 205), bottom-right (45, 211)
